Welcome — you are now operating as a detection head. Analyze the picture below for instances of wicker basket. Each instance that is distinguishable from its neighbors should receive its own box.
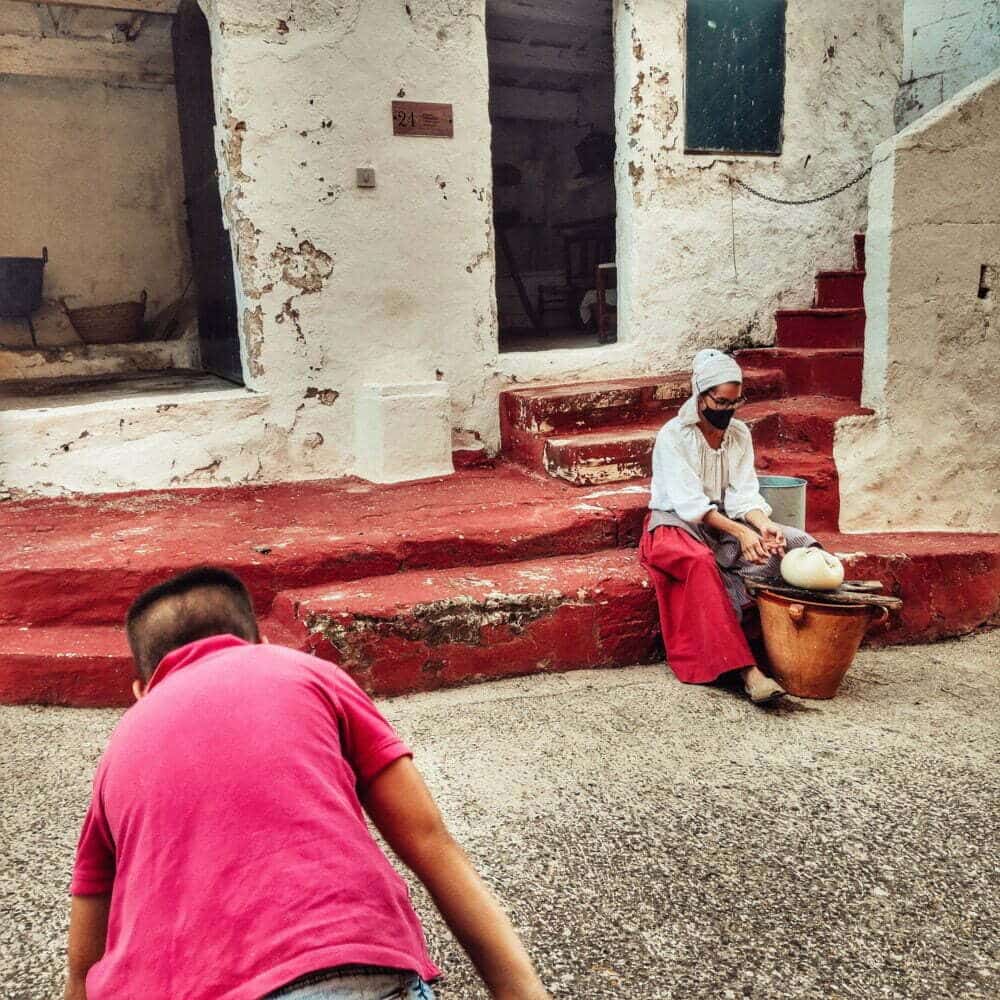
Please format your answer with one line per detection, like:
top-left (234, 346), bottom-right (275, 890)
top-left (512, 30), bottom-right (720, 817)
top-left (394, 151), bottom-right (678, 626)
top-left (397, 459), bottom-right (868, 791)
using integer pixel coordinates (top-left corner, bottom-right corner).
top-left (68, 290), bottom-right (147, 345)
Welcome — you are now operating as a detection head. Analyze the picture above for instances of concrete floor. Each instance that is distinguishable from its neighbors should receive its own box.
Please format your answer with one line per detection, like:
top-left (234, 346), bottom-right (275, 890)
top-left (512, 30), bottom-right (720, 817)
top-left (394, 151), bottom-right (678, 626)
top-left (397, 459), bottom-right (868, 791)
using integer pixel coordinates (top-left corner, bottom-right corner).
top-left (2, 633), bottom-right (998, 999)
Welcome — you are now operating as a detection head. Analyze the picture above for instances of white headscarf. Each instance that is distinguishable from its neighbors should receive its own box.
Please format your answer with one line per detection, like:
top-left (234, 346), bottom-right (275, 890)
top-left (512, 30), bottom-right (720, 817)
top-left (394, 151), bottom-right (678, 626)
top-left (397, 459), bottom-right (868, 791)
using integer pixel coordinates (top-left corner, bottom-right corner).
top-left (679, 349), bottom-right (743, 425)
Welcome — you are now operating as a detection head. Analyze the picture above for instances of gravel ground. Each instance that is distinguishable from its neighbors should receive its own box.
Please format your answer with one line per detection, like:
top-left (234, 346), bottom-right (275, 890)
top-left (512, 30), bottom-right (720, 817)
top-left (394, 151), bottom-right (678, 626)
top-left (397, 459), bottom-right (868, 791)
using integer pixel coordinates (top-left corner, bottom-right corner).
top-left (2, 632), bottom-right (998, 1000)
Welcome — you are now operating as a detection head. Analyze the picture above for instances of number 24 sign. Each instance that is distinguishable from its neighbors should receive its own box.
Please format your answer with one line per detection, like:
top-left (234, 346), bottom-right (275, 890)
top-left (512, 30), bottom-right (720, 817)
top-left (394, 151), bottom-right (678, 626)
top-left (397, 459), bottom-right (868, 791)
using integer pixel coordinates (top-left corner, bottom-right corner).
top-left (392, 101), bottom-right (454, 138)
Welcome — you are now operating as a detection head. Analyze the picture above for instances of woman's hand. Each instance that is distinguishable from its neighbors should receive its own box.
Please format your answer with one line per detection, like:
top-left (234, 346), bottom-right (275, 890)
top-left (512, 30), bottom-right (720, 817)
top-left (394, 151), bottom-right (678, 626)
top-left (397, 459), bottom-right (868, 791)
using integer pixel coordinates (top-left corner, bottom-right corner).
top-left (759, 520), bottom-right (787, 556)
top-left (736, 525), bottom-right (770, 564)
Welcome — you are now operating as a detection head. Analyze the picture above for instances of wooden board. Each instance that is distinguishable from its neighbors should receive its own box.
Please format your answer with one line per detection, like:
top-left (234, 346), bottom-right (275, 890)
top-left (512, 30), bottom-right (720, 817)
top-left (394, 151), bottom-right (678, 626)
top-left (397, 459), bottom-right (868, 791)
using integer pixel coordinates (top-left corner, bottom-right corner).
top-left (746, 579), bottom-right (903, 610)
top-left (6, 0), bottom-right (177, 14)
top-left (0, 35), bottom-right (174, 85)
top-left (392, 101), bottom-right (454, 138)
top-left (685, 0), bottom-right (786, 155)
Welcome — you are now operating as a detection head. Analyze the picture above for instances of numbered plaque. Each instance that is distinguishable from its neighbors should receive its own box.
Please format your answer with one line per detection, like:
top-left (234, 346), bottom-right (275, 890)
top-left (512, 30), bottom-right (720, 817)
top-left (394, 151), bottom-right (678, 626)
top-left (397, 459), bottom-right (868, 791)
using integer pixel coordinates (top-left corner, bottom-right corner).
top-left (392, 101), bottom-right (454, 138)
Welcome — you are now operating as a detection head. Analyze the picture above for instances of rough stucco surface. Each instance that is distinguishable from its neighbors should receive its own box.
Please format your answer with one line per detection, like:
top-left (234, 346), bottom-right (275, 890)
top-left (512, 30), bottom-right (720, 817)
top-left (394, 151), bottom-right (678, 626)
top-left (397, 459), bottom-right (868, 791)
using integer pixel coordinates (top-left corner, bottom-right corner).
top-left (837, 70), bottom-right (1000, 533)
top-left (896, 0), bottom-right (1000, 128)
top-left (203, 0), bottom-right (499, 484)
top-left (0, 12), bottom-right (190, 348)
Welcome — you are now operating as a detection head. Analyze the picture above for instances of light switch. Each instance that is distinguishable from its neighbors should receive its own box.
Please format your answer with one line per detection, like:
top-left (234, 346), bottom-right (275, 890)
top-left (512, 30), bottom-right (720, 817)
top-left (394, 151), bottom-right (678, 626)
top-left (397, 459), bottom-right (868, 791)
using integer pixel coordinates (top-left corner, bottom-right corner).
top-left (357, 168), bottom-right (376, 189)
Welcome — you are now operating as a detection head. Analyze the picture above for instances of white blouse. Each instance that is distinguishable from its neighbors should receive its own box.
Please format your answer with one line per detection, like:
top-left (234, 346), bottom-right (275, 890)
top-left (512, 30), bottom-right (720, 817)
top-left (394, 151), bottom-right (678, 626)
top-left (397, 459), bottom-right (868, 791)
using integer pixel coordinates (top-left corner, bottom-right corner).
top-left (649, 402), bottom-right (772, 524)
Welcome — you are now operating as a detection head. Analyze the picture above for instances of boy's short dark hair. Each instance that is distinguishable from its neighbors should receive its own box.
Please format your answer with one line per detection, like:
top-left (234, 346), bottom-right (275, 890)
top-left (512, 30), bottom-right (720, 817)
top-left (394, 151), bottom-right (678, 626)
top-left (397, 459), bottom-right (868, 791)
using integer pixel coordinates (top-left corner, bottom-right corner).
top-left (126, 567), bottom-right (260, 681)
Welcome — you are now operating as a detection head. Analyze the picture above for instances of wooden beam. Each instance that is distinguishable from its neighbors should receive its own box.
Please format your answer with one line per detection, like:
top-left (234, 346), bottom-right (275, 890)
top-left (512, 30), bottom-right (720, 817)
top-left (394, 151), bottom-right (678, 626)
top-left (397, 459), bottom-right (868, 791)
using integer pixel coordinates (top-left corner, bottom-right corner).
top-left (491, 85), bottom-right (578, 123)
top-left (5, 0), bottom-right (178, 16)
top-left (0, 34), bottom-right (175, 85)
top-left (488, 39), bottom-right (611, 78)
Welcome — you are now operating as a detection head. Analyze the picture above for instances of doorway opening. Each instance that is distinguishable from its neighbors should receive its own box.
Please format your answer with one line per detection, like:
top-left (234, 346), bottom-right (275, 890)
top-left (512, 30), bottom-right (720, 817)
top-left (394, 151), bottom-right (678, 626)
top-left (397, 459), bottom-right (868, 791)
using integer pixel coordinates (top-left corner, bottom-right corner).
top-left (486, 2), bottom-right (617, 354)
top-left (0, 2), bottom-right (243, 410)
top-left (173, 0), bottom-right (243, 385)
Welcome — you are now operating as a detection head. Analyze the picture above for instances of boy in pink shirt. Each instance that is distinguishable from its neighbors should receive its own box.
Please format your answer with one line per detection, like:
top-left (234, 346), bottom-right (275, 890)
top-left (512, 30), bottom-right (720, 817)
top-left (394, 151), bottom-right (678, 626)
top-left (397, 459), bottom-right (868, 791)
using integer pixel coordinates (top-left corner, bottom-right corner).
top-left (65, 568), bottom-right (549, 1000)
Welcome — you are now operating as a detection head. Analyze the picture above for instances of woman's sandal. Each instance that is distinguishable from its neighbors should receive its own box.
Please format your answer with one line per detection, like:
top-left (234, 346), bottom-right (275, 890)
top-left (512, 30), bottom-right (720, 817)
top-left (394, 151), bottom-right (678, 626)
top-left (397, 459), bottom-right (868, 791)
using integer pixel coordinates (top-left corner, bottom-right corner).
top-left (744, 675), bottom-right (787, 705)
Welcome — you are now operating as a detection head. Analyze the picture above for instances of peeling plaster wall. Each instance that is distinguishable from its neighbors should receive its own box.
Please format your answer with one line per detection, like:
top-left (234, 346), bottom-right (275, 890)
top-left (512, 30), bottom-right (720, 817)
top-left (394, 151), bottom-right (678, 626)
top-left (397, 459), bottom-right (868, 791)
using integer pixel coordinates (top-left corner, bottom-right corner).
top-left (614, 0), bottom-right (902, 370)
top-left (200, 0), bottom-right (499, 485)
top-left (837, 70), bottom-right (1000, 532)
top-left (0, 8), bottom-right (190, 349)
top-left (896, 0), bottom-right (1000, 128)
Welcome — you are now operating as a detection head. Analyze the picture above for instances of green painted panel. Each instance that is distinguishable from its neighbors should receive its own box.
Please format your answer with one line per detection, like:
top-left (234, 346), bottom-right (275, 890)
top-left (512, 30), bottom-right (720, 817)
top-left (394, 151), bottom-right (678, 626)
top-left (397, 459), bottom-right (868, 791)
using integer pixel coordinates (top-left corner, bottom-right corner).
top-left (685, 0), bottom-right (786, 155)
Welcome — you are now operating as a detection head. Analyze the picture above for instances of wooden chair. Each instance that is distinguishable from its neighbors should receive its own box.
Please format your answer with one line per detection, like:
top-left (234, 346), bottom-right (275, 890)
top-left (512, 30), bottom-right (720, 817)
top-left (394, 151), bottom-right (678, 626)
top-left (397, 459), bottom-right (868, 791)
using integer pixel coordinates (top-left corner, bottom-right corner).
top-left (537, 216), bottom-right (615, 331)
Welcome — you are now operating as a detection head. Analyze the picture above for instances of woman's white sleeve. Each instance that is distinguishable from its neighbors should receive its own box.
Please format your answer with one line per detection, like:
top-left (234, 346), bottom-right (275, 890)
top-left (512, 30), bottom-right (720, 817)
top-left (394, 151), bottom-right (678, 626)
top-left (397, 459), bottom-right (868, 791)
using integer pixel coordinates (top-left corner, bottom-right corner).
top-left (725, 432), bottom-right (772, 519)
top-left (651, 428), bottom-right (715, 523)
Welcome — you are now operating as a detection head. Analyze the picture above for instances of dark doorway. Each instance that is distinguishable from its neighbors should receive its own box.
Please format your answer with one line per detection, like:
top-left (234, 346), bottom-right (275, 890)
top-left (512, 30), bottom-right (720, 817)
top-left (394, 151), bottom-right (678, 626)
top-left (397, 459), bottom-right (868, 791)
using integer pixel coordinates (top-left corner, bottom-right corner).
top-left (487, 2), bottom-right (617, 353)
top-left (173, 0), bottom-right (243, 384)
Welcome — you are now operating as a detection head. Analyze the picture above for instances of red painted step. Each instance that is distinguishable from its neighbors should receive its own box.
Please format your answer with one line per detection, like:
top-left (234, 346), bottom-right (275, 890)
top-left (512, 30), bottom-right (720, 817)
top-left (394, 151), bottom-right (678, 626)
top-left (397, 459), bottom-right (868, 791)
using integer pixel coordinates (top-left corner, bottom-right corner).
top-left (536, 395), bottom-right (866, 488)
top-left (272, 549), bottom-right (661, 698)
top-left (500, 368), bottom-right (786, 466)
top-left (735, 347), bottom-right (863, 400)
top-left (0, 467), bottom-right (641, 629)
top-left (3, 527), bottom-right (998, 707)
top-left (270, 534), bottom-right (1000, 700)
top-left (0, 625), bottom-right (132, 707)
top-left (814, 270), bottom-right (866, 309)
top-left (775, 308), bottom-right (865, 349)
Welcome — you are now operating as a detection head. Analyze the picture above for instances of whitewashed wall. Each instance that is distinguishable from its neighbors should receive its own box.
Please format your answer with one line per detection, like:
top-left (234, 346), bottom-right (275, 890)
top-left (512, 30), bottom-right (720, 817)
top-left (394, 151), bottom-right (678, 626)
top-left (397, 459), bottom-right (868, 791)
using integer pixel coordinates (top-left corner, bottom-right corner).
top-left (837, 69), bottom-right (1000, 532)
top-left (1, 0), bottom-right (906, 495)
top-left (896, 0), bottom-right (1000, 128)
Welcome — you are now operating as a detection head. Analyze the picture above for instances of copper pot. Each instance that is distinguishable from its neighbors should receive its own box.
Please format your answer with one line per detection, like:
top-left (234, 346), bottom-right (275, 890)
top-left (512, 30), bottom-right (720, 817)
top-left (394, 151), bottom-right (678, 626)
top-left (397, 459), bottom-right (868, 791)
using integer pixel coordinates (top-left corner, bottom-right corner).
top-left (757, 590), bottom-right (889, 699)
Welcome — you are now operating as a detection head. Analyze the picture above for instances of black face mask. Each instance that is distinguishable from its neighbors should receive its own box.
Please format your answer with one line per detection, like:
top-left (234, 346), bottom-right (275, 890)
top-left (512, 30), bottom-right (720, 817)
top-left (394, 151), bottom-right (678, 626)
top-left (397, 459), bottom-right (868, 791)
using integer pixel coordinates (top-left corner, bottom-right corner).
top-left (703, 406), bottom-right (735, 431)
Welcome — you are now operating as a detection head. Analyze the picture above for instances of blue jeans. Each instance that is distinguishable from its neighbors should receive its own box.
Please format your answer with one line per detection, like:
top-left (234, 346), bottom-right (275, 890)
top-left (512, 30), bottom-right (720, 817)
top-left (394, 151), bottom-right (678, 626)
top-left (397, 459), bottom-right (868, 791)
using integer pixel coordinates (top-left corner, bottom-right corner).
top-left (272, 969), bottom-right (436, 1000)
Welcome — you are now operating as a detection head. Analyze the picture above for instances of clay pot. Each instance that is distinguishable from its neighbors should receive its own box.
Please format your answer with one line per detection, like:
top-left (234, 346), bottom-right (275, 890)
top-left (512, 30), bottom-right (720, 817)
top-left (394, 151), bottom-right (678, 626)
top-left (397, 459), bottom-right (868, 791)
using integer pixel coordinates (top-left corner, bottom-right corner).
top-left (757, 590), bottom-right (888, 699)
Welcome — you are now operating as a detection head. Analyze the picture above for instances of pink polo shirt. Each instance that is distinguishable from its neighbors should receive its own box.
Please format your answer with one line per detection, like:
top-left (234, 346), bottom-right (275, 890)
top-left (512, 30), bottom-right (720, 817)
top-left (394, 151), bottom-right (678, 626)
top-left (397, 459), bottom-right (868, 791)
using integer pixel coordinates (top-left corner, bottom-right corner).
top-left (71, 635), bottom-right (440, 999)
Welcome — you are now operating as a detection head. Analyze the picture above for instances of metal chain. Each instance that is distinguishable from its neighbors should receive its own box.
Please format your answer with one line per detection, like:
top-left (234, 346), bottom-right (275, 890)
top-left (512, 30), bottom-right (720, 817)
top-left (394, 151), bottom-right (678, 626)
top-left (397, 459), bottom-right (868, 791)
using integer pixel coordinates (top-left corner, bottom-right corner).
top-left (729, 164), bottom-right (873, 205)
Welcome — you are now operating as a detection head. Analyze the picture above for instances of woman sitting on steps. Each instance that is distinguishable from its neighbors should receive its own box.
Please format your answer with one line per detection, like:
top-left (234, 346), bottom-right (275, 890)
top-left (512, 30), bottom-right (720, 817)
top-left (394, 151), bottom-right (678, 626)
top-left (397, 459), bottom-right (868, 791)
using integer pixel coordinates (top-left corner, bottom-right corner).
top-left (639, 349), bottom-right (817, 704)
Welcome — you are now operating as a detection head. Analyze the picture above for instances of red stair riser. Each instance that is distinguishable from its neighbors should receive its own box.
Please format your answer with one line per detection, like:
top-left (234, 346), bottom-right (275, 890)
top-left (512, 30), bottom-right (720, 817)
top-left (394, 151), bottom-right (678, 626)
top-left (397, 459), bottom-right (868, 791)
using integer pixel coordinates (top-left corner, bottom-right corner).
top-left (735, 350), bottom-right (863, 400)
top-left (500, 369), bottom-right (785, 437)
top-left (275, 552), bottom-right (662, 699)
top-left (854, 232), bottom-right (867, 272)
top-left (776, 310), bottom-right (865, 350)
top-left (833, 545), bottom-right (1000, 646)
top-left (0, 650), bottom-right (133, 708)
top-left (814, 272), bottom-right (865, 309)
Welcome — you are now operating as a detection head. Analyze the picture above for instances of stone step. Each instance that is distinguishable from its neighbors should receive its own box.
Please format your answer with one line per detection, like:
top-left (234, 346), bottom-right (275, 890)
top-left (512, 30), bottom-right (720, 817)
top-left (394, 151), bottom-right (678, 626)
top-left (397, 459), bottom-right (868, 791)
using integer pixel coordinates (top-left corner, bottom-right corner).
top-left (813, 270), bottom-right (866, 309)
top-left (734, 347), bottom-right (863, 400)
top-left (4, 529), bottom-right (999, 707)
top-left (272, 548), bottom-right (661, 698)
top-left (500, 366), bottom-right (786, 446)
top-left (268, 532), bottom-right (1000, 700)
top-left (775, 307), bottom-right (865, 349)
top-left (541, 429), bottom-right (840, 532)
top-left (0, 466), bottom-right (646, 629)
top-left (0, 625), bottom-right (132, 707)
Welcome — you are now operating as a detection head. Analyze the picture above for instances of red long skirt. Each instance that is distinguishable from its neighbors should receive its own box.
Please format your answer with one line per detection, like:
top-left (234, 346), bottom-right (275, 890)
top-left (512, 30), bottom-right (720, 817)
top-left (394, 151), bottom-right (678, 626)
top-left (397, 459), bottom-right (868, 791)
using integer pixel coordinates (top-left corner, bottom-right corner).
top-left (639, 525), bottom-right (757, 684)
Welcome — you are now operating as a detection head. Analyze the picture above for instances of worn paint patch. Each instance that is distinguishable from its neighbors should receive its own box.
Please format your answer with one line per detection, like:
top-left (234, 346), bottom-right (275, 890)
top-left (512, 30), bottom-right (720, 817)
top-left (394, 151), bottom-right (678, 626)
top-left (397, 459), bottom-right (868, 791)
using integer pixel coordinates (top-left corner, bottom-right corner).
top-left (270, 240), bottom-right (334, 294)
top-left (305, 387), bottom-right (340, 406)
top-left (244, 305), bottom-right (265, 377)
top-left (310, 591), bottom-right (570, 657)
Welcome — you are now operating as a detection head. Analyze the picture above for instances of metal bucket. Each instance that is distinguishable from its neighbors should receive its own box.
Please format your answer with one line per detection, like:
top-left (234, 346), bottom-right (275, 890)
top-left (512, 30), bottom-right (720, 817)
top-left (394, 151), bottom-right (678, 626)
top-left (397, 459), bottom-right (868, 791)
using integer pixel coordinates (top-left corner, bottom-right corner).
top-left (758, 475), bottom-right (807, 530)
top-left (0, 248), bottom-right (47, 317)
